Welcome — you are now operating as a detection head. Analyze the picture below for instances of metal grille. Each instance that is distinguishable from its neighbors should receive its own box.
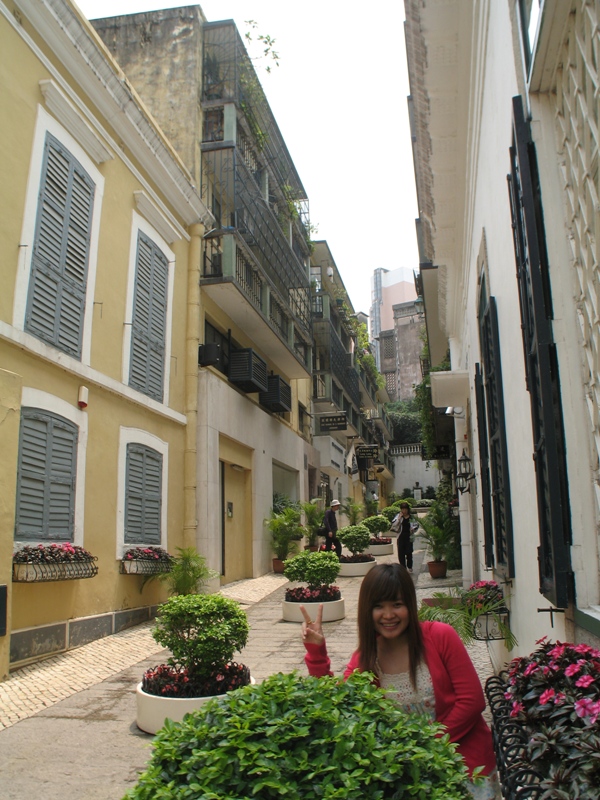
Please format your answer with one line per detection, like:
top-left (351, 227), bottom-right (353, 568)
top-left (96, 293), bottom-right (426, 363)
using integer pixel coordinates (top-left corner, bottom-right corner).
top-left (235, 248), bottom-right (262, 309)
top-left (555, 2), bottom-right (600, 510)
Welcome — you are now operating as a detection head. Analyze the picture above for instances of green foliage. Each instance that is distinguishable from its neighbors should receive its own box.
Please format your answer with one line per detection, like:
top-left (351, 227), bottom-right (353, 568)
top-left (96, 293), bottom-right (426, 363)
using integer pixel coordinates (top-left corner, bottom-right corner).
top-left (341, 497), bottom-right (363, 525)
top-left (337, 524), bottom-right (371, 555)
top-left (418, 588), bottom-right (516, 650)
top-left (266, 507), bottom-right (304, 560)
top-left (362, 515), bottom-right (391, 534)
top-left (435, 474), bottom-right (455, 505)
top-left (418, 503), bottom-right (457, 562)
top-left (125, 671), bottom-right (471, 800)
top-left (151, 594), bottom-right (249, 682)
top-left (283, 550), bottom-right (340, 588)
top-left (156, 547), bottom-right (218, 596)
top-left (272, 492), bottom-right (299, 513)
top-left (364, 496), bottom-right (379, 517)
top-left (299, 500), bottom-right (325, 547)
top-left (386, 398), bottom-right (423, 445)
top-left (380, 506), bottom-right (400, 523)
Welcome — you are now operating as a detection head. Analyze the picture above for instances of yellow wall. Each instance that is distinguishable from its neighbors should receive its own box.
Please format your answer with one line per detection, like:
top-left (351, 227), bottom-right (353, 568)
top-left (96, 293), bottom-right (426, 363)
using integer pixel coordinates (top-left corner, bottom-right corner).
top-left (0, 370), bottom-right (22, 679)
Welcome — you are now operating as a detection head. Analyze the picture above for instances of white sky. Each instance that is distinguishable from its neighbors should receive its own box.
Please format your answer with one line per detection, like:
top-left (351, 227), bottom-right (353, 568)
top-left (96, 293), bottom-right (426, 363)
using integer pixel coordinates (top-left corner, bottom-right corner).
top-left (75, 0), bottom-right (419, 314)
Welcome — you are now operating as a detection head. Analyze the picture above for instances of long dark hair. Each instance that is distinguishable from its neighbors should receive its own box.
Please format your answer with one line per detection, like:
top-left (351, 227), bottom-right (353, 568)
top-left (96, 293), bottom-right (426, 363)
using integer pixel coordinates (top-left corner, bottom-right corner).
top-left (357, 563), bottom-right (424, 687)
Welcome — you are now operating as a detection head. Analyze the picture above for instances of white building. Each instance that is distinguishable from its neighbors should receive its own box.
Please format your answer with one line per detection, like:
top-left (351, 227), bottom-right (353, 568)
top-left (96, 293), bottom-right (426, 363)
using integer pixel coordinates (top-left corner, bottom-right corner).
top-left (405, 0), bottom-right (600, 668)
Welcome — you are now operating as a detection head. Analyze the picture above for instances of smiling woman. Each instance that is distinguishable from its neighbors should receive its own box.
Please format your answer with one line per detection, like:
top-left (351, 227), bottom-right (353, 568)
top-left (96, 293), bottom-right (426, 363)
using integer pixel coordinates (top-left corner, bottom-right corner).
top-left (301, 563), bottom-right (502, 799)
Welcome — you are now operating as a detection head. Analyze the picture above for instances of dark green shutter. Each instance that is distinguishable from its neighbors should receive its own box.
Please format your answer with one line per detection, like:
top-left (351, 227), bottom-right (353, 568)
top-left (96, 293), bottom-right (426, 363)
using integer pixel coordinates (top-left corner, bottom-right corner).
top-left (124, 444), bottom-right (162, 544)
top-left (475, 363), bottom-right (495, 568)
top-left (15, 408), bottom-right (77, 542)
top-left (26, 134), bottom-right (94, 358)
top-left (129, 233), bottom-right (168, 401)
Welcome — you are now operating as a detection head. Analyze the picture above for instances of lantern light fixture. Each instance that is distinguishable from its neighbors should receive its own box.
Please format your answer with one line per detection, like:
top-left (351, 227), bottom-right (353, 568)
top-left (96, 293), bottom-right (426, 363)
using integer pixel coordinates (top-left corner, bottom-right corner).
top-left (456, 449), bottom-right (475, 494)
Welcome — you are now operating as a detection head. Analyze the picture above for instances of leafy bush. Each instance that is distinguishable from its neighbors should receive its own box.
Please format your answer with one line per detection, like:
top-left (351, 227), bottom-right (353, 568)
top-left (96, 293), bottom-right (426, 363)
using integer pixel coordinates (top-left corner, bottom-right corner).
top-left (337, 524), bottom-right (371, 555)
top-left (362, 515), bottom-right (391, 534)
top-left (380, 505), bottom-right (400, 523)
top-left (283, 550), bottom-right (340, 588)
top-left (157, 547), bottom-right (217, 595)
top-left (300, 499), bottom-right (324, 547)
top-left (341, 497), bottom-right (363, 525)
top-left (266, 506), bottom-right (305, 560)
top-left (151, 594), bottom-right (249, 685)
top-left (125, 672), bottom-right (471, 800)
top-left (122, 546), bottom-right (173, 563)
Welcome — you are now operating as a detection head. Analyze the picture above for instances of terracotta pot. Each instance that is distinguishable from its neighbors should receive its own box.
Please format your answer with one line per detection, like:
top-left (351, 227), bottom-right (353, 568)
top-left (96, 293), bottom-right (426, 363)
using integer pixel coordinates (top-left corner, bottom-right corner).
top-left (272, 558), bottom-right (285, 574)
top-left (427, 560), bottom-right (447, 579)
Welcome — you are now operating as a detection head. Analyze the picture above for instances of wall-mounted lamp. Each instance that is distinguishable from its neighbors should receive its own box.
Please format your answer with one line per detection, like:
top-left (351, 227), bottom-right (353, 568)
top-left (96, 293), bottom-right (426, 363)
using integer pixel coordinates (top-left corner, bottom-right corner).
top-left (414, 296), bottom-right (425, 319)
top-left (455, 449), bottom-right (475, 494)
top-left (445, 406), bottom-right (465, 419)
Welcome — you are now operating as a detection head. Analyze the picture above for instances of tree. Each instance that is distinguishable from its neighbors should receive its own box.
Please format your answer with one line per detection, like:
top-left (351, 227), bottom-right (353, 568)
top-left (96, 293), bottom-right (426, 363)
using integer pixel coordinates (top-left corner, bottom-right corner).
top-left (386, 398), bottom-right (422, 444)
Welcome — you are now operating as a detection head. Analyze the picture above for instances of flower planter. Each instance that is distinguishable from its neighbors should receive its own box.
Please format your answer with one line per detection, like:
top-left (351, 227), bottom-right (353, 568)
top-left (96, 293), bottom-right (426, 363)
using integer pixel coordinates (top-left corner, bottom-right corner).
top-left (120, 559), bottom-right (172, 576)
top-left (369, 542), bottom-right (394, 556)
top-left (12, 559), bottom-right (98, 582)
top-left (272, 558), bottom-right (285, 574)
top-left (338, 559), bottom-right (376, 577)
top-left (136, 678), bottom-right (255, 735)
top-left (472, 608), bottom-right (510, 641)
top-left (281, 598), bottom-right (345, 622)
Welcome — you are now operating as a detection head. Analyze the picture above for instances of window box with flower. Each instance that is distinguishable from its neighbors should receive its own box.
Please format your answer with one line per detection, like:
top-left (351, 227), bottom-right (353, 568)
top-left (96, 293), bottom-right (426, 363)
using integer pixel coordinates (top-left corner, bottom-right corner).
top-left (12, 543), bottom-right (98, 582)
top-left (120, 546), bottom-right (173, 575)
top-left (485, 637), bottom-right (600, 799)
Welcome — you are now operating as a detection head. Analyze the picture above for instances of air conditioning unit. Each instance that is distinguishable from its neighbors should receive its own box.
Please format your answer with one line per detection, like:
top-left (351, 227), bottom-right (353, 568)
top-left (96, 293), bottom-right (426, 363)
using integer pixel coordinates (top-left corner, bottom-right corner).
top-left (259, 375), bottom-right (292, 412)
top-left (229, 348), bottom-right (268, 393)
top-left (198, 342), bottom-right (221, 367)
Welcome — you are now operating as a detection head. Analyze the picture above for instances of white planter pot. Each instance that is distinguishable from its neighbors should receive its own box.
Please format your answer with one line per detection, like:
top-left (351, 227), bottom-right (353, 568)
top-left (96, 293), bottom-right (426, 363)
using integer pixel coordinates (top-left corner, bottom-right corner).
top-left (281, 598), bottom-right (345, 622)
top-left (338, 559), bottom-right (376, 577)
top-left (369, 542), bottom-right (394, 556)
top-left (136, 677), bottom-right (255, 735)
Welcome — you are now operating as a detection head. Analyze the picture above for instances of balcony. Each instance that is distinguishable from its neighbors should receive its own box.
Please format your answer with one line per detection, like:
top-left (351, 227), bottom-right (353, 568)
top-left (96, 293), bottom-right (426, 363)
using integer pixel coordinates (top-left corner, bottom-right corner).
top-left (363, 405), bottom-right (392, 440)
top-left (313, 319), bottom-right (361, 410)
top-left (200, 21), bottom-right (312, 379)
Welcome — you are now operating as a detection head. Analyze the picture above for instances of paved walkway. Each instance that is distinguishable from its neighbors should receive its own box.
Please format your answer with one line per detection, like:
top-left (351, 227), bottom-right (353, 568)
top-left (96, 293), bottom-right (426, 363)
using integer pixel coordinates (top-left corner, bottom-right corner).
top-left (0, 548), bottom-right (497, 798)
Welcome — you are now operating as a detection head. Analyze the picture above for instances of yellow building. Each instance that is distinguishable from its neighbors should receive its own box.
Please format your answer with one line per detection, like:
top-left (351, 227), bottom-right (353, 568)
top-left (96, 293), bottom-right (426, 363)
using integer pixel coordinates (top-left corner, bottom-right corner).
top-left (0, 0), bottom-right (212, 676)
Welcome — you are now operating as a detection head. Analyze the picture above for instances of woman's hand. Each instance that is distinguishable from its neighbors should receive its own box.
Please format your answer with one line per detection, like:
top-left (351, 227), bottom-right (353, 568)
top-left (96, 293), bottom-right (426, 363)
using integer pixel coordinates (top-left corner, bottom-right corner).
top-left (300, 603), bottom-right (324, 646)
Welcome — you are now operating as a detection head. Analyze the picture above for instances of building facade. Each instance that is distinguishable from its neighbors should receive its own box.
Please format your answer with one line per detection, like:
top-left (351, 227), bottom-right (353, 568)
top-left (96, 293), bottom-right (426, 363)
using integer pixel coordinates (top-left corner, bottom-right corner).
top-left (0, 0), bottom-right (211, 675)
top-left (405, 0), bottom-right (600, 666)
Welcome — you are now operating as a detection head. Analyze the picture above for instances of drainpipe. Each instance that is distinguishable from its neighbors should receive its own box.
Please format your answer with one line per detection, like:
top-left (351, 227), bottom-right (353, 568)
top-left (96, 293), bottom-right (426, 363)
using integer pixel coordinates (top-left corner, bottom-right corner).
top-left (183, 222), bottom-right (203, 549)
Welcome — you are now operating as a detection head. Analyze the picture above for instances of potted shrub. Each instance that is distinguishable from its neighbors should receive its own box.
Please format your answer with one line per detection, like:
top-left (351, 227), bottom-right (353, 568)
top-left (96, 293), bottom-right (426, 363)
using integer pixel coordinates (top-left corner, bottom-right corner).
top-left (336, 524), bottom-right (376, 577)
top-left (266, 506), bottom-right (304, 573)
top-left (418, 502), bottom-right (457, 578)
top-left (362, 514), bottom-right (394, 554)
top-left (340, 496), bottom-right (363, 525)
top-left (299, 499), bottom-right (324, 551)
top-left (486, 638), bottom-right (600, 798)
top-left (136, 593), bottom-right (251, 734)
top-left (13, 542), bottom-right (98, 582)
top-left (281, 550), bottom-right (344, 622)
top-left (125, 672), bottom-right (472, 799)
top-left (157, 546), bottom-right (218, 595)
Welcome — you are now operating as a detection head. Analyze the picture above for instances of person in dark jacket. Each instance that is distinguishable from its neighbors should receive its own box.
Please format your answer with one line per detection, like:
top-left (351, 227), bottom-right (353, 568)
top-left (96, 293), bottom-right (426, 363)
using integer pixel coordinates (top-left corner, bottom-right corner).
top-left (323, 499), bottom-right (341, 558)
top-left (392, 502), bottom-right (414, 573)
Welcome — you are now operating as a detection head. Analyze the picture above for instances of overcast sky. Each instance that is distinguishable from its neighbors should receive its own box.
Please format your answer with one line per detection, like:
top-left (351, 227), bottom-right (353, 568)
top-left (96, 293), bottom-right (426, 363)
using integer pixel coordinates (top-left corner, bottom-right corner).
top-left (76, 0), bottom-right (419, 314)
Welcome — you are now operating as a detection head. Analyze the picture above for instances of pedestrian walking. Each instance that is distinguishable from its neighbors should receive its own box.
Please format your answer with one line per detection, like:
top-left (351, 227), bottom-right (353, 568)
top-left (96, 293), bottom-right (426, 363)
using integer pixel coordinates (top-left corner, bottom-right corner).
top-left (323, 499), bottom-right (341, 558)
top-left (300, 563), bottom-right (501, 799)
top-left (391, 501), bottom-right (414, 572)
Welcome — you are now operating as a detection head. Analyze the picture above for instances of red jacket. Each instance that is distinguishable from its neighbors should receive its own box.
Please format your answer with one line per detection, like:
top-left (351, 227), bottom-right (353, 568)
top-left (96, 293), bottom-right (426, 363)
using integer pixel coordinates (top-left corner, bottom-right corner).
top-left (304, 620), bottom-right (496, 777)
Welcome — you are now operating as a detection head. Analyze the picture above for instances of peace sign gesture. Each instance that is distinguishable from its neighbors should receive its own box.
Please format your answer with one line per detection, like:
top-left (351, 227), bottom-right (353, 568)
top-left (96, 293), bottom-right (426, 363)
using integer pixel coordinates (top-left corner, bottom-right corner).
top-left (300, 603), bottom-right (324, 646)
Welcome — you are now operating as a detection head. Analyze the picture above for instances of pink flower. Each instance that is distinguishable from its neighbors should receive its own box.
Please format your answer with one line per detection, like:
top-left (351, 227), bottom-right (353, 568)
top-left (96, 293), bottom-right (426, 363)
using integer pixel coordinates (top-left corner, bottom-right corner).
top-left (565, 663), bottom-right (582, 677)
top-left (510, 701), bottom-right (524, 717)
top-left (573, 643), bottom-right (593, 655)
top-left (548, 644), bottom-right (566, 659)
top-left (539, 688), bottom-right (555, 705)
top-left (553, 692), bottom-right (566, 705)
top-left (524, 663), bottom-right (539, 677)
top-left (575, 697), bottom-right (596, 718)
top-left (575, 675), bottom-right (594, 688)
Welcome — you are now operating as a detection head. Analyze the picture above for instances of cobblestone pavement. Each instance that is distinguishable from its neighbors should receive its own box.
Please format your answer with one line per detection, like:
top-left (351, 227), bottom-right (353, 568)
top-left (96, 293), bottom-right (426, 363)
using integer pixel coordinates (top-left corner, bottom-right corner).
top-left (0, 547), bottom-right (500, 798)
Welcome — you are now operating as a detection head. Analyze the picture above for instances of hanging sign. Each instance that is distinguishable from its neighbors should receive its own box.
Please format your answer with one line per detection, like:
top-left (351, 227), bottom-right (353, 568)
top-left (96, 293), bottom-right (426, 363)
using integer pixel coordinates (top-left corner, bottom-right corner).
top-left (319, 413), bottom-right (347, 433)
top-left (356, 445), bottom-right (379, 460)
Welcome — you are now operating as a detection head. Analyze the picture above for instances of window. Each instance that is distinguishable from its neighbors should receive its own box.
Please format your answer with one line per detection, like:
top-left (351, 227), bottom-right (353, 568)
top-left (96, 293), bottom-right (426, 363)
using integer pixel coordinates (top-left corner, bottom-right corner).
top-left (124, 443), bottom-right (162, 545)
top-left (25, 133), bottom-right (94, 358)
top-left (508, 95), bottom-right (571, 607)
top-left (15, 408), bottom-right (78, 542)
top-left (129, 232), bottom-right (169, 401)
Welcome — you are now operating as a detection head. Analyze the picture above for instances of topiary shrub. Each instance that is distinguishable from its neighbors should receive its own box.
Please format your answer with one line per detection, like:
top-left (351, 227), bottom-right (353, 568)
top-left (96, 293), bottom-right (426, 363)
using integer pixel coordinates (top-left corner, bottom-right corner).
top-left (337, 524), bottom-right (371, 556)
top-left (362, 514), bottom-right (391, 534)
top-left (380, 505), bottom-right (400, 523)
top-left (125, 672), bottom-right (471, 800)
top-left (283, 550), bottom-right (340, 589)
top-left (147, 594), bottom-right (250, 695)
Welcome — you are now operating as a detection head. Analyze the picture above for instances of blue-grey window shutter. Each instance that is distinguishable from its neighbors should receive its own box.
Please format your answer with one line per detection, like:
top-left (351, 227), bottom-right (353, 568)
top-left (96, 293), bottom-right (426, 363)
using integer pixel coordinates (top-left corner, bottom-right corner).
top-left (25, 133), bottom-right (94, 358)
top-left (15, 408), bottom-right (78, 542)
top-left (124, 443), bottom-right (162, 544)
top-left (129, 232), bottom-right (168, 401)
